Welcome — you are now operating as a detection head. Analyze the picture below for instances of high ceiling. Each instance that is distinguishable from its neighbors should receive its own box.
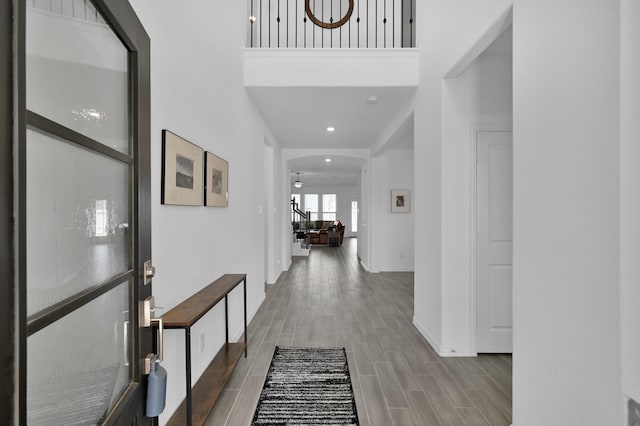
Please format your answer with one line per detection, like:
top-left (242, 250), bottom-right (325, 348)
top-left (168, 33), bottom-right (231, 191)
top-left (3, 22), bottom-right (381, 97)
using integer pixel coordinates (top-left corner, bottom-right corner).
top-left (246, 25), bottom-right (512, 189)
top-left (247, 86), bottom-right (416, 149)
top-left (246, 86), bottom-right (416, 187)
top-left (289, 155), bottom-right (365, 188)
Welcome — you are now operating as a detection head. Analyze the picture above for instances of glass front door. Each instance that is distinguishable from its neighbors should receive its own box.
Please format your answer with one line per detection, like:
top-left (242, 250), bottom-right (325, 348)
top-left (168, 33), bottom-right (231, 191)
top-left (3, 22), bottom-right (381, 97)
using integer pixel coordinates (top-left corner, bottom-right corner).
top-left (20, 0), bottom-right (152, 424)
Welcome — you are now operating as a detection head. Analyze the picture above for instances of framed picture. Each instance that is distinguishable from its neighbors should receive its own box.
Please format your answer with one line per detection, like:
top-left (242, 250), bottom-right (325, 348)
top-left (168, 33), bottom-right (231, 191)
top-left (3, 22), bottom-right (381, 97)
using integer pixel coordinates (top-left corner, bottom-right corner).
top-left (391, 189), bottom-right (410, 213)
top-left (205, 151), bottom-right (229, 207)
top-left (161, 130), bottom-right (204, 206)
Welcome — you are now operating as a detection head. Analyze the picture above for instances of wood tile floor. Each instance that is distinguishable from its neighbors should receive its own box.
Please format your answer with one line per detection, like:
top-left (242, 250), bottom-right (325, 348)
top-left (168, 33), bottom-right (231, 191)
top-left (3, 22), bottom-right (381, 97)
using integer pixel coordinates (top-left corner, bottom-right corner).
top-left (205, 238), bottom-right (512, 426)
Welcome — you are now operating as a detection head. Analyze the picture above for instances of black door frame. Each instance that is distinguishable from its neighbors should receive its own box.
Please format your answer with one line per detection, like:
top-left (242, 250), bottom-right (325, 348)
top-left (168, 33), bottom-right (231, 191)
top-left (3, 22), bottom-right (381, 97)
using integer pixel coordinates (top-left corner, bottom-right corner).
top-left (3, 0), bottom-right (153, 423)
top-left (0, 0), bottom-right (16, 422)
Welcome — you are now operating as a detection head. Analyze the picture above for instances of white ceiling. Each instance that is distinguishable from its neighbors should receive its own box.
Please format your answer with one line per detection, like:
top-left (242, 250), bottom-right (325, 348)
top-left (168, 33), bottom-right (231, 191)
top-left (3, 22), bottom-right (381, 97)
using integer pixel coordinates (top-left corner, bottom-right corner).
top-left (247, 86), bottom-right (416, 149)
top-left (289, 155), bottom-right (365, 188)
top-left (247, 86), bottom-right (416, 187)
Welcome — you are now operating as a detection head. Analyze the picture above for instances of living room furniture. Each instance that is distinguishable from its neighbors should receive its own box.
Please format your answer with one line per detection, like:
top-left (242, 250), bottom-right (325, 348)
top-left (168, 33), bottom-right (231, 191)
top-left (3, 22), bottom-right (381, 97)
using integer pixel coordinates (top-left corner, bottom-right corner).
top-left (327, 230), bottom-right (340, 246)
top-left (163, 274), bottom-right (247, 426)
top-left (294, 220), bottom-right (345, 245)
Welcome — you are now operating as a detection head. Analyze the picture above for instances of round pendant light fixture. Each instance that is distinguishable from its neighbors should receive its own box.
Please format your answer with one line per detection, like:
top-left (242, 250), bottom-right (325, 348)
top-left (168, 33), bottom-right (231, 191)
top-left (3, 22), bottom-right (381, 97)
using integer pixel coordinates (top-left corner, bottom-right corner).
top-left (293, 172), bottom-right (303, 188)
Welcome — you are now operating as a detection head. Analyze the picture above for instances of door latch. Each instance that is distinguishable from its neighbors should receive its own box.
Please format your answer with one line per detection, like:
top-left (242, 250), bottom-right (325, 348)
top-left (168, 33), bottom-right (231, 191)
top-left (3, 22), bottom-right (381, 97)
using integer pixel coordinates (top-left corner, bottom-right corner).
top-left (144, 260), bottom-right (155, 285)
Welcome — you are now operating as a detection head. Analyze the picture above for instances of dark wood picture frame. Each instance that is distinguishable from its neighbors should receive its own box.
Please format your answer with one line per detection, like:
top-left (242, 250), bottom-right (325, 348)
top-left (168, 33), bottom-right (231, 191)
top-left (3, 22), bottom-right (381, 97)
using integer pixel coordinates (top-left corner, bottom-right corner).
top-left (161, 130), bottom-right (204, 206)
top-left (204, 151), bottom-right (229, 207)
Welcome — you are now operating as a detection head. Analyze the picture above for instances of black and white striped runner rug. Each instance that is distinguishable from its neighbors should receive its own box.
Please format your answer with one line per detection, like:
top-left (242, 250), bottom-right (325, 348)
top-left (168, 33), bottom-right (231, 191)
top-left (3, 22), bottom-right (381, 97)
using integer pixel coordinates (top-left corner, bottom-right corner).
top-left (252, 347), bottom-right (360, 425)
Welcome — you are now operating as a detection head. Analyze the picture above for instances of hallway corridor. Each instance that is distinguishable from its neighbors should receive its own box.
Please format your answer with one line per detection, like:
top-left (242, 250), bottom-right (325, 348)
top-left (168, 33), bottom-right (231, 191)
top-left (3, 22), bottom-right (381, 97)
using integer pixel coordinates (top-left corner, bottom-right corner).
top-left (206, 238), bottom-right (512, 426)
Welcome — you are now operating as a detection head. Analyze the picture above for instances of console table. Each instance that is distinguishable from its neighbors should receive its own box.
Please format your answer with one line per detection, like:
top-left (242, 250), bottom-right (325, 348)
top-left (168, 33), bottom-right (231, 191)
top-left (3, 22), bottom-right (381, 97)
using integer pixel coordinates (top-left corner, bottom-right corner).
top-left (163, 274), bottom-right (247, 426)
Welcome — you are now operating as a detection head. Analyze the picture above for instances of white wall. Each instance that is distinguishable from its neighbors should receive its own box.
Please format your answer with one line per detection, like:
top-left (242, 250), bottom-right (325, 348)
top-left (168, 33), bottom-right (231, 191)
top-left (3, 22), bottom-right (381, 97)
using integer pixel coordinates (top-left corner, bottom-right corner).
top-left (129, 1), bottom-right (278, 423)
top-left (245, 49), bottom-right (419, 87)
top-left (439, 27), bottom-right (513, 354)
top-left (263, 140), bottom-right (285, 285)
top-left (415, 0), bottom-right (626, 422)
top-left (412, 0), bottom-right (513, 354)
top-left (359, 164), bottom-right (371, 270)
top-left (512, 1), bottom-right (622, 424)
top-left (370, 149), bottom-right (415, 272)
top-left (620, 0), bottom-right (640, 406)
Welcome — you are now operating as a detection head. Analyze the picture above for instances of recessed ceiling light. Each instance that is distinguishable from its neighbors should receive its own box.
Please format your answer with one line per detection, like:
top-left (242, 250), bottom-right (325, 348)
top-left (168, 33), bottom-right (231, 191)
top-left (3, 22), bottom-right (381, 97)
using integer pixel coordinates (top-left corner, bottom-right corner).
top-left (366, 95), bottom-right (379, 105)
top-left (326, 126), bottom-right (335, 132)
top-left (324, 158), bottom-right (332, 162)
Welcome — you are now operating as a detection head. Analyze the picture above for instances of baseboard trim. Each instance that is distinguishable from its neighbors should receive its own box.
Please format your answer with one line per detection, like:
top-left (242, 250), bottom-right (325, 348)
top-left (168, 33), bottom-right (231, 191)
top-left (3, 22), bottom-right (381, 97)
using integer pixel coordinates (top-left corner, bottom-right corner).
top-left (437, 349), bottom-right (476, 357)
top-left (379, 268), bottom-right (415, 273)
top-left (359, 259), bottom-right (370, 271)
top-left (412, 317), bottom-right (442, 354)
top-left (412, 317), bottom-right (475, 357)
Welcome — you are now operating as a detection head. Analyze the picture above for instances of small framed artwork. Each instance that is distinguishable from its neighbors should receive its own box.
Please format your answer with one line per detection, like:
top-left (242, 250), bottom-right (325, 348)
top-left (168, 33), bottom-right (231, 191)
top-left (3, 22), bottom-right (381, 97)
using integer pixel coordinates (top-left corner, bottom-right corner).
top-left (161, 130), bottom-right (204, 206)
top-left (391, 189), bottom-right (410, 213)
top-left (205, 151), bottom-right (229, 207)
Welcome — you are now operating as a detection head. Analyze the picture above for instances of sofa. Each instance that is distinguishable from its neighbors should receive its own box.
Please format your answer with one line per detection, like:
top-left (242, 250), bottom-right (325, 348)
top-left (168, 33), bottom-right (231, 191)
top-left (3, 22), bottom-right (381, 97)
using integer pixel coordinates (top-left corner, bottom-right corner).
top-left (293, 220), bottom-right (345, 245)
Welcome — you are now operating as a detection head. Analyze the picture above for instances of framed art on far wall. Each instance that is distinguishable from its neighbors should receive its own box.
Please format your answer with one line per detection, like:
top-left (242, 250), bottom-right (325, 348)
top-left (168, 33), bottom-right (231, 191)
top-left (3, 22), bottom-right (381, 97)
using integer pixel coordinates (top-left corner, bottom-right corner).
top-left (391, 189), bottom-right (410, 213)
top-left (161, 130), bottom-right (204, 206)
top-left (205, 151), bottom-right (229, 207)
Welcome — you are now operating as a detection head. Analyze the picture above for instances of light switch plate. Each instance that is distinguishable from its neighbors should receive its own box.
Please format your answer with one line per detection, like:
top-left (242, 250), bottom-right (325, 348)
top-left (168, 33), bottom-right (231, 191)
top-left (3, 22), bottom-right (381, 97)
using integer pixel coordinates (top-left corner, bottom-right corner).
top-left (629, 398), bottom-right (640, 426)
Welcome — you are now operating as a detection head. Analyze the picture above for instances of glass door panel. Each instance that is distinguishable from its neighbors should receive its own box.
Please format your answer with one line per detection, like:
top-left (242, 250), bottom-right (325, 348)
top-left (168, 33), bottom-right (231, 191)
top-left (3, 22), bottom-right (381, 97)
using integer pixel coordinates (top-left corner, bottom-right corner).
top-left (23, 0), bottom-right (148, 423)
top-left (27, 283), bottom-right (130, 425)
top-left (26, 2), bottom-right (129, 154)
top-left (26, 126), bottom-right (130, 316)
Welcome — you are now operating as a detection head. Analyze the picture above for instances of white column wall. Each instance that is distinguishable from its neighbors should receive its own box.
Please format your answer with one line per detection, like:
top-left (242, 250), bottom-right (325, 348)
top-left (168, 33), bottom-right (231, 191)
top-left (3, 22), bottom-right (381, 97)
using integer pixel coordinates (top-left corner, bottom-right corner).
top-left (440, 28), bottom-right (513, 354)
top-left (512, 1), bottom-right (622, 424)
top-left (620, 0), bottom-right (640, 405)
top-left (413, 0), bottom-right (513, 359)
top-left (370, 149), bottom-right (415, 272)
top-left (359, 164), bottom-right (372, 270)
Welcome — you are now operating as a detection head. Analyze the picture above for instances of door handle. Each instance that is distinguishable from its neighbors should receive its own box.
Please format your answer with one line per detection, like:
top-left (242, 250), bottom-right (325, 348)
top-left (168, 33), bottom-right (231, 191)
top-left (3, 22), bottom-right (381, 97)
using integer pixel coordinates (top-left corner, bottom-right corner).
top-left (144, 318), bottom-right (164, 375)
top-left (151, 317), bottom-right (163, 362)
top-left (141, 296), bottom-right (164, 374)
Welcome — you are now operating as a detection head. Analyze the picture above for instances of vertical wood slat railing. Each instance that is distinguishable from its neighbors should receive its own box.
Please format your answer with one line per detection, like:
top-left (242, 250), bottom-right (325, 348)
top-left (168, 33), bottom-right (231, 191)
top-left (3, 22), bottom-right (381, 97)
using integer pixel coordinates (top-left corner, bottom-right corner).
top-left (248, 0), bottom-right (416, 48)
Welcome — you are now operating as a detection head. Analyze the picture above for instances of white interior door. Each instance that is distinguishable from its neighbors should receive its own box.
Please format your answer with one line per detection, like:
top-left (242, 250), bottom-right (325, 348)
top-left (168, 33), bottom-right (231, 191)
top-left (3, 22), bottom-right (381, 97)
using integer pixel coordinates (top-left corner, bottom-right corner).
top-left (476, 131), bottom-right (513, 353)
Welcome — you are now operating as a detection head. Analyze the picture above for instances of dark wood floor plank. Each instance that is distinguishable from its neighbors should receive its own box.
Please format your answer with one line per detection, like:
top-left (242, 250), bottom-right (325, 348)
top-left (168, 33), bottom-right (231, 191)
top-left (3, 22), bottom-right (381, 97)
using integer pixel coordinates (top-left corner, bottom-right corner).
top-left (455, 357), bottom-right (489, 376)
top-left (365, 334), bottom-right (389, 362)
top-left (480, 356), bottom-right (512, 397)
top-left (352, 341), bottom-right (377, 376)
top-left (262, 319), bottom-right (283, 343)
top-left (347, 352), bottom-right (371, 426)
top-left (417, 374), bottom-right (466, 426)
top-left (441, 358), bottom-right (481, 392)
top-left (427, 363), bottom-right (475, 408)
top-left (373, 362), bottom-right (409, 408)
top-left (473, 374), bottom-right (512, 419)
top-left (390, 408), bottom-right (418, 426)
top-left (467, 390), bottom-right (510, 426)
top-left (405, 390), bottom-right (442, 426)
top-left (247, 342), bottom-right (276, 377)
top-left (456, 407), bottom-right (491, 426)
top-left (204, 389), bottom-right (237, 426)
top-left (387, 350), bottom-right (422, 391)
top-left (359, 375), bottom-right (394, 426)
